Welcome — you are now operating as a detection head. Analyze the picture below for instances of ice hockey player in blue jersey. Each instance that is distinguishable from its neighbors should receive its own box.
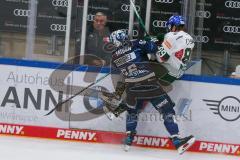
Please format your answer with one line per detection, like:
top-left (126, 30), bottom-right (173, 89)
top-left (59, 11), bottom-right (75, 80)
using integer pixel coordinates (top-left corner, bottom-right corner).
top-left (100, 27), bottom-right (195, 154)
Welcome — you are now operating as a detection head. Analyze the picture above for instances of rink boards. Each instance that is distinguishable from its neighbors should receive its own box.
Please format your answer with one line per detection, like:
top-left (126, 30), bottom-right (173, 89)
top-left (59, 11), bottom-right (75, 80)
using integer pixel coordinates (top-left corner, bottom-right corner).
top-left (0, 58), bottom-right (240, 156)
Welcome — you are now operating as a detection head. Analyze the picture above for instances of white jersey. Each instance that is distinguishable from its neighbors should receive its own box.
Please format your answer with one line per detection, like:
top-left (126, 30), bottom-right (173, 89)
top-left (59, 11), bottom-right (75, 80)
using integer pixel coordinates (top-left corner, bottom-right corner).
top-left (156, 31), bottom-right (194, 78)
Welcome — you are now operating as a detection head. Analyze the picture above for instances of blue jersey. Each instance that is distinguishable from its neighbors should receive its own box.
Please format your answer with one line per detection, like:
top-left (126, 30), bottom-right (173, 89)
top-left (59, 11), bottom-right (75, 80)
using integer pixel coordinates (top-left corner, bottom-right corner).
top-left (112, 40), bottom-right (158, 82)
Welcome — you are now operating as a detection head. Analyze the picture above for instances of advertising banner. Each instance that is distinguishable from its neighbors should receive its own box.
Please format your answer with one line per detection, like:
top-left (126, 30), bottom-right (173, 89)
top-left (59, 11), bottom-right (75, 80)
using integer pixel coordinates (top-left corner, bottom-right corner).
top-left (0, 61), bottom-right (239, 156)
top-left (69, 78), bottom-right (240, 145)
top-left (0, 63), bottom-right (117, 128)
top-left (194, 0), bottom-right (240, 51)
top-left (0, 0), bottom-right (239, 51)
top-left (150, 0), bottom-right (181, 35)
top-left (1, 122), bottom-right (240, 156)
top-left (193, 1), bottom-right (213, 48)
top-left (0, 64), bottom-right (70, 128)
top-left (211, 0), bottom-right (240, 50)
top-left (0, 0), bottom-right (75, 36)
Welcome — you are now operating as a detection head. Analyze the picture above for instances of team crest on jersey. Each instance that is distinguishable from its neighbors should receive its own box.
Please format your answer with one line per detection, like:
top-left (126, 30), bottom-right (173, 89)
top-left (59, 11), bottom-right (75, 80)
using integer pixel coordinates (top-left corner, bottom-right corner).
top-left (114, 52), bottom-right (136, 67)
top-left (114, 47), bottom-right (132, 56)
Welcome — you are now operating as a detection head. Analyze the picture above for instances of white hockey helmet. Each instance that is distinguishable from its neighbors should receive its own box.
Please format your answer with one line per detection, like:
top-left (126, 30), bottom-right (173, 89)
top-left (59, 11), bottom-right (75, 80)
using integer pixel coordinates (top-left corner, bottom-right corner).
top-left (109, 29), bottom-right (128, 47)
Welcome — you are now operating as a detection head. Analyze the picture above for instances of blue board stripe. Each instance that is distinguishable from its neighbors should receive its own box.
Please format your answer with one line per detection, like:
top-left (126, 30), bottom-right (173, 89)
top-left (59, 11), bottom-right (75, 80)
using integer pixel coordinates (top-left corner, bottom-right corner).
top-left (0, 57), bottom-right (240, 85)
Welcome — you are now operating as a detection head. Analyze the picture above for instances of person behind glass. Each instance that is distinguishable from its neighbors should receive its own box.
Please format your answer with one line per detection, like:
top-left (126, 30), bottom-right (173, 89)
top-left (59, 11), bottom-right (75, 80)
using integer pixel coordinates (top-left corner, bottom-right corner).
top-left (85, 12), bottom-right (111, 66)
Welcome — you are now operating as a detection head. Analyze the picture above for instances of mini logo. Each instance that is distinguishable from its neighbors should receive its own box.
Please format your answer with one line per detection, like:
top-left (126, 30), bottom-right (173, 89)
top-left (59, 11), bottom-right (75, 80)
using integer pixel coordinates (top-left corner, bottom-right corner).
top-left (122, 29), bottom-right (139, 37)
top-left (225, 1), bottom-right (240, 8)
top-left (203, 96), bottom-right (240, 121)
top-left (193, 35), bottom-right (209, 43)
top-left (223, 26), bottom-right (240, 34)
top-left (152, 20), bottom-right (167, 28)
top-left (13, 9), bottom-right (30, 17)
top-left (121, 4), bottom-right (140, 12)
top-left (195, 10), bottom-right (211, 18)
top-left (155, 0), bottom-right (174, 3)
top-left (50, 24), bottom-right (66, 32)
top-left (52, 0), bottom-right (68, 7)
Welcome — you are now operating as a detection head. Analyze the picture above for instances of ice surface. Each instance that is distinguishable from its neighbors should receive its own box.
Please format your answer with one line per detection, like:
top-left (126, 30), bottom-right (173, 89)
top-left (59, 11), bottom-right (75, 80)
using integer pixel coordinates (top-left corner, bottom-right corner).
top-left (0, 136), bottom-right (238, 160)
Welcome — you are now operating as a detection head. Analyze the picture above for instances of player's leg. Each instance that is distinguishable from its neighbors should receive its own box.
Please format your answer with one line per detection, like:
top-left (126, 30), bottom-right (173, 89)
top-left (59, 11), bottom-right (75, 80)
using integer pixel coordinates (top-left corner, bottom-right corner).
top-left (151, 94), bottom-right (179, 135)
top-left (124, 100), bottom-right (144, 151)
top-left (101, 77), bottom-right (165, 118)
top-left (151, 94), bottom-right (195, 154)
top-left (148, 62), bottom-right (173, 86)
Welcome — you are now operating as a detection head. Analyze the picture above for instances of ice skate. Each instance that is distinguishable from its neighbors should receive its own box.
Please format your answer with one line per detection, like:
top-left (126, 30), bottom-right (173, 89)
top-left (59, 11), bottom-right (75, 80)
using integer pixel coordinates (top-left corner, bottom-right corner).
top-left (123, 131), bottom-right (136, 152)
top-left (171, 135), bottom-right (196, 155)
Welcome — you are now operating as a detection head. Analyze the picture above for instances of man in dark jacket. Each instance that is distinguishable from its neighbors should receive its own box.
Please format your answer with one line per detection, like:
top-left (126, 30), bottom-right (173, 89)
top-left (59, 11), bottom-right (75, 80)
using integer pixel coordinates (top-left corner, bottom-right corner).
top-left (85, 12), bottom-right (111, 66)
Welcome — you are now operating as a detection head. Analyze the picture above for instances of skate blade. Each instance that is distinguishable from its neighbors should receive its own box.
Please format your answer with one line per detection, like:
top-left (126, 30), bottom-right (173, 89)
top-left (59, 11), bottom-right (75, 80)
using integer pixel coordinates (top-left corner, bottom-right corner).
top-left (105, 112), bottom-right (115, 120)
top-left (177, 137), bottom-right (196, 155)
top-left (103, 106), bottom-right (115, 120)
top-left (123, 145), bottom-right (130, 152)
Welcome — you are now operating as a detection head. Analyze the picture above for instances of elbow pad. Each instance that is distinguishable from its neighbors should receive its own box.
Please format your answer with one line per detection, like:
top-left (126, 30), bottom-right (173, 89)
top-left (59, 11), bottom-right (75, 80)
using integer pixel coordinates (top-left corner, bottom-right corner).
top-left (156, 46), bottom-right (170, 63)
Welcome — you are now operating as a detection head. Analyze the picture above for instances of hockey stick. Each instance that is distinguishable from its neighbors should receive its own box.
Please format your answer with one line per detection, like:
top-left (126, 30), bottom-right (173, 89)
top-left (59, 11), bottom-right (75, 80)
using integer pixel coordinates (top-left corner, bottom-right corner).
top-left (130, 0), bottom-right (166, 42)
top-left (130, 0), bottom-right (194, 73)
top-left (129, 0), bottom-right (149, 36)
top-left (45, 72), bottom-right (111, 116)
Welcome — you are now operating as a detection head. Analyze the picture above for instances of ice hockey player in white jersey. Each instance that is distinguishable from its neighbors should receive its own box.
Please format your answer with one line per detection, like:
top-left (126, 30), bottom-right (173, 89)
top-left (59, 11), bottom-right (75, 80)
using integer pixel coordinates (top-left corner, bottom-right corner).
top-left (153, 15), bottom-right (195, 85)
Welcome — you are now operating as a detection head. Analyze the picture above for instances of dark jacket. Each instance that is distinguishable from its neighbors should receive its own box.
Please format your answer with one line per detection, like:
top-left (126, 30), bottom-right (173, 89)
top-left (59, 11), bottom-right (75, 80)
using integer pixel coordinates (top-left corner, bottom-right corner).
top-left (86, 26), bottom-right (111, 65)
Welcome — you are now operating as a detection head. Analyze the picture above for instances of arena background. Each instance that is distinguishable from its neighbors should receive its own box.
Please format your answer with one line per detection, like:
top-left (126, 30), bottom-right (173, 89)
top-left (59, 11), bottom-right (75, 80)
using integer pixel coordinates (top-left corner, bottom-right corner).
top-left (0, 0), bottom-right (239, 76)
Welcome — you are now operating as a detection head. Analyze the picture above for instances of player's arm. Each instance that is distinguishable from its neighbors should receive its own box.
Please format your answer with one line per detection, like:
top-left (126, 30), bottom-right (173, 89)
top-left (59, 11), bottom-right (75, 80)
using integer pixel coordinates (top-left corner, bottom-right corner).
top-left (144, 33), bottom-right (165, 45)
top-left (155, 44), bottom-right (171, 63)
top-left (157, 39), bottom-right (193, 71)
top-left (131, 39), bottom-right (158, 54)
top-left (156, 39), bottom-right (187, 71)
top-left (155, 37), bottom-right (175, 63)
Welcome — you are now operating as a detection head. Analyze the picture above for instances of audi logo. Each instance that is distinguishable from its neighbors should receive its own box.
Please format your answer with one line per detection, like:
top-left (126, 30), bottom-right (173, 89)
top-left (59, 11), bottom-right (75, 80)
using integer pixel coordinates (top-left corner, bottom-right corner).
top-left (225, 1), bottom-right (240, 8)
top-left (195, 10), bottom-right (211, 18)
top-left (223, 26), bottom-right (240, 34)
top-left (50, 24), bottom-right (66, 32)
top-left (121, 4), bottom-right (140, 12)
top-left (152, 20), bottom-right (167, 28)
top-left (155, 0), bottom-right (174, 3)
top-left (87, 14), bottom-right (95, 21)
top-left (122, 29), bottom-right (139, 37)
top-left (52, 0), bottom-right (68, 7)
top-left (13, 9), bottom-right (30, 17)
top-left (193, 35), bottom-right (209, 43)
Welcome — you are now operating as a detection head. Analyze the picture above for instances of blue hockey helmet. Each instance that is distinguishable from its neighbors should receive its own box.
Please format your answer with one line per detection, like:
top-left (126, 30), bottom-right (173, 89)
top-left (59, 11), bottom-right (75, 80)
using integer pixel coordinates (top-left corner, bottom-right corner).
top-left (109, 29), bottom-right (129, 47)
top-left (166, 15), bottom-right (185, 31)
